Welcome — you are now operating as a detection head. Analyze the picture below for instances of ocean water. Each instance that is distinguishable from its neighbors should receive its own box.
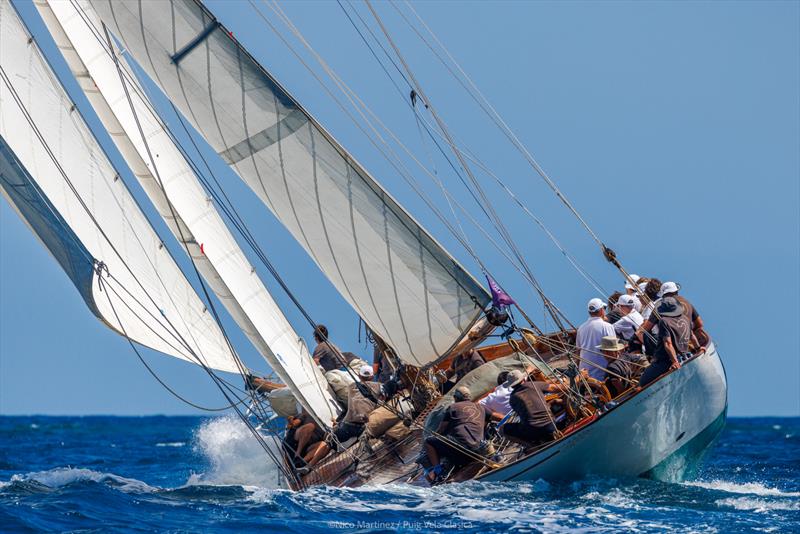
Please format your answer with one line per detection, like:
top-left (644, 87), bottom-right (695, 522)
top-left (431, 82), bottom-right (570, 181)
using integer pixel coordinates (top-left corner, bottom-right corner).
top-left (0, 416), bottom-right (797, 533)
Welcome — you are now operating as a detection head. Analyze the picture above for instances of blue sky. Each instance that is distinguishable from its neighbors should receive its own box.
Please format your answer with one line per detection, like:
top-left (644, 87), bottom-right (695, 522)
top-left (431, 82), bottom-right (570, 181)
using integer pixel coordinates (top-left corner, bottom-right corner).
top-left (1, 0), bottom-right (798, 417)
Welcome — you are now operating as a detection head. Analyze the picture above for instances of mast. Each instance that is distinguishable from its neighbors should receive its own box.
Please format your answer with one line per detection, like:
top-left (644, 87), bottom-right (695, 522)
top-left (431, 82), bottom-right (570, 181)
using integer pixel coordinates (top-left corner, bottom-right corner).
top-left (0, 0), bottom-right (239, 373)
top-left (86, 0), bottom-right (492, 368)
top-left (34, 0), bottom-right (340, 427)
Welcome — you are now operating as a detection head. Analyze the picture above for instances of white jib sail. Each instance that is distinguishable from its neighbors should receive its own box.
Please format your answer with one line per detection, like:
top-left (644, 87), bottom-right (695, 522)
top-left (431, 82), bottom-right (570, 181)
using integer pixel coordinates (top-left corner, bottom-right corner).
top-left (89, 0), bottom-right (492, 367)
top-left (0, 0), bottom-right (240, 373)
top-left (35, 0), bottom-right (340, 425)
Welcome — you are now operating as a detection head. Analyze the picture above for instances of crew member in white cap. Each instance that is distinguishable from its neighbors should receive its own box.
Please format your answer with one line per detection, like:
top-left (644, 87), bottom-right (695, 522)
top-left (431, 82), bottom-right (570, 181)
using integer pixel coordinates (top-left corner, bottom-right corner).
top-left (612, 294), bottom-right (644, 341)
top-left (624, 274), bottom-right (643, 312)
top-left (575, 298), bottom-right (616, 380)
top-left (331, 365), bottom-right (384, 444)
top-left (637, 281), bottom-right (707, 351)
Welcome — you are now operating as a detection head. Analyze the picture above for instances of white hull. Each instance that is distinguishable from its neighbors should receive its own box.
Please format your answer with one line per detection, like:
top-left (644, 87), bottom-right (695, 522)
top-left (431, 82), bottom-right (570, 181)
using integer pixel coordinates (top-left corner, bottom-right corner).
top-left (481, 342), bottom-right (728, 483)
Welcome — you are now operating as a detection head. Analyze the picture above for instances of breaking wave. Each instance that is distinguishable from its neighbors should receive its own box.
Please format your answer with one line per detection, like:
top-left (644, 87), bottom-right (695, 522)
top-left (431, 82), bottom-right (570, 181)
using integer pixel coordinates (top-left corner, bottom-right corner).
top-left (683, 479), bottom-right (800, 498)
top-left (2, 467), bottom-right (156, 494)
top-left (187, 416), bottom-right (284, 489)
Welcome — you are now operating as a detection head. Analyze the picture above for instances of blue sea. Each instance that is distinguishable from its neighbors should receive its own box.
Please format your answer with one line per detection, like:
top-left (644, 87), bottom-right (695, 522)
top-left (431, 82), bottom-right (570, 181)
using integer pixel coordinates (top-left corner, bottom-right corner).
top-left (0, 416), bottom-right (797, 533)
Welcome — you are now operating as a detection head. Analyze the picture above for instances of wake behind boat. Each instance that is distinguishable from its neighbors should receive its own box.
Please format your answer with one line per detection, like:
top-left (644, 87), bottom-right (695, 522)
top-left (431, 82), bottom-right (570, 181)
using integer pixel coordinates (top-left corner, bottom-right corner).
top-left (0, 0), bottom-right (727, 491)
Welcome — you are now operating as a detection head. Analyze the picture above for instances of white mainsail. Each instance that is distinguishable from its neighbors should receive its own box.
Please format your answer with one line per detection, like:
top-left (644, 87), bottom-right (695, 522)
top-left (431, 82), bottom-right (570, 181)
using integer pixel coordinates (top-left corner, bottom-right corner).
top-left (89, 0), bottom-right (492, 367)
top-left (0, 0), bottom-right (240, 373)
top-left (35, 0), bottom-right (339, 425)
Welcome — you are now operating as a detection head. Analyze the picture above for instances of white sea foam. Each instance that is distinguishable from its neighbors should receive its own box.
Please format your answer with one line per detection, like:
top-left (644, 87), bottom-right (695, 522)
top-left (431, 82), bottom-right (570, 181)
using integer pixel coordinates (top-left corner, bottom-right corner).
top-left (155, 441), bottom-right (186, 448)
top-left (188, 416), bottom-right (283, 489)
top-left (684, 480), bottom-right (800, 498)
top-left (7, 467), bottom-right (156, 493)
top-left (716, 497), bottom-right (800, 513)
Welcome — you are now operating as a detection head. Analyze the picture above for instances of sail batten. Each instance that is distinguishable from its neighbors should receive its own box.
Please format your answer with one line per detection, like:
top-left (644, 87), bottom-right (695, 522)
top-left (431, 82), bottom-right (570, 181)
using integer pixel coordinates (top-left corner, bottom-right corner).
top-left (0, 0), bottom-right (240, 373)
top-left (89, 0), bottom-right (491, 366)
top-left (35, 0), bottom-right (340, 425)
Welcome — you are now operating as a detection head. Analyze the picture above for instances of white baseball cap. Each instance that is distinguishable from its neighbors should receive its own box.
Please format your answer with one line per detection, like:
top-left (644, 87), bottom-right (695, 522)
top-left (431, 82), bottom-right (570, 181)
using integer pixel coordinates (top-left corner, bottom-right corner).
top-left (625, 274), bottom-right (643, 290)
top-left (658, 281), bottom-right (680, 298)
top-left (638, 282), bottom-right (648, 292)
top-left (358, 365), bottom-right (374, 379)
top-left (618, 294), bottom-right (636, 307)
top-left (588, 298), bottom-right (606, 313)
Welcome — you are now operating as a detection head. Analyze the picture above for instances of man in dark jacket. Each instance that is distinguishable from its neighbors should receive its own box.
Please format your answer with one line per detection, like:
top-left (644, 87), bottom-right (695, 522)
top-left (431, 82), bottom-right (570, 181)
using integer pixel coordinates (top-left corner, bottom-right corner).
top-left (501, 370), bottom-right (561, 447)
top-left (424, 386), bottom-right (492, 481)
top-left (639, 297), bottom-right (690, 387)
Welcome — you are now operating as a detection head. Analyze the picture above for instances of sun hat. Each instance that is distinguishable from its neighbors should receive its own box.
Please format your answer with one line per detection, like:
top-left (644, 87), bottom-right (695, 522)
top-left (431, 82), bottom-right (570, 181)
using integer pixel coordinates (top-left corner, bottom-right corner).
top-left (504, 370), bottom-right (526, 388)
top-left (587, 298), bottom-right (606, 313)
top-left (658, 281), bottom-right (680, 298)
top-left (657, 296), bottom-right (684, 317)
top-left (596, 336), bottom-right (626, 352)
top-left (358, 364), bottom-right (374, 379)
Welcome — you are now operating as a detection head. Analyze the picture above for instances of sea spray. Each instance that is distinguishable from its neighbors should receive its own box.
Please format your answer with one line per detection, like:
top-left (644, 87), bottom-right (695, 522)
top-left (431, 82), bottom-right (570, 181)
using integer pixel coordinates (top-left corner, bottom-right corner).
top-left (188, 415), bottom-right (284, 488)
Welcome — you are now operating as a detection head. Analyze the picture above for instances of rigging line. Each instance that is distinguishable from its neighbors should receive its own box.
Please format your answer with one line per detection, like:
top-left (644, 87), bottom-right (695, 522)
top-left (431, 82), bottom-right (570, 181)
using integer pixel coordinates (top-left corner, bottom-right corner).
top-left (338, 1), bottom-right (607, 298)
top-left (334, 4), bottom-right (605, 308)
top-left (100, 279), bottom-right (248, 411)
top-left (2, 42), bottom-right (258, 410)
top-left (66, 0), bottom-right (246, 375)
top-left (250, 1), bottom-right (484, 268)
top-left (258, 0), bottom-right (495, 311)
top-left (9, 21), bottom-right (245, 369)
top-left (398, 1), bottom-right (650, 308)
top-left (256, 0), bottom-right (549, 322)
top-left (412, 109), bottom-right (473, 255)
top-left (68, 2), bottom-right (331, 416)
top-left (2, 73), bottom-right (247, 409)
top-left (399, 0), bottom-right (606, 251)
top-left (363, 0), bottom-right (571, 331)
top-left (8, 13), bottom-right (285, 463)
top-left (358, 1), bottom-right (561, 322)
top-left (257, 1), bottom-right (577, 338)
top-left (340, 0), bottom-right (412, 89)
top-left (101, 22), bottom-right (256, 392)
top-left (0, 65), bottom-right (216, 366)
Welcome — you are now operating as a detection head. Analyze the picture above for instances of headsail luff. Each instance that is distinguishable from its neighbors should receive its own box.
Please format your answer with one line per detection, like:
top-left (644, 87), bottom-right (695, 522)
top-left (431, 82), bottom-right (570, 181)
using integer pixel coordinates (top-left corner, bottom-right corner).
top-left (89, 0), bottom-right (492, 367)
top-left (36, 0), bottom-right (340, 425)
top-left (0, 1), bottom-right (240, 374)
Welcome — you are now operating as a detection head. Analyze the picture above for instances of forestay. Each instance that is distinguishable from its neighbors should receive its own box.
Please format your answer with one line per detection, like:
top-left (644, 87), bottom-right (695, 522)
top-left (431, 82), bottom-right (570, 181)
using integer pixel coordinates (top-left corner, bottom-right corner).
top-left (0, 1), bottom-right (239, 373)
top-left (90, 0), bottom-right (491, 367)
top-left (36, 0), bottom-right (340, 425)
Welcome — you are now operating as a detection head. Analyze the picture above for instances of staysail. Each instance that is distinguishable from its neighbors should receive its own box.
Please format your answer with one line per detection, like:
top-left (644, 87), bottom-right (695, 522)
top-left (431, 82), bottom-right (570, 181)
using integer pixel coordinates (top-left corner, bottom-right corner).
top-left (0, 1), bottom-right (240, 373)
top-left (89, 0), bottom-right (492, 367)
top-left (35, 0), bottom-right (340, 425)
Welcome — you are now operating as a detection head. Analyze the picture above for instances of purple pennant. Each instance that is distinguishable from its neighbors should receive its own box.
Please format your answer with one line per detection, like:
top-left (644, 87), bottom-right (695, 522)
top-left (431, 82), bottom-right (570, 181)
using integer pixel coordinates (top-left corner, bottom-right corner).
top-left (486, 274), bottom-right (515, 308)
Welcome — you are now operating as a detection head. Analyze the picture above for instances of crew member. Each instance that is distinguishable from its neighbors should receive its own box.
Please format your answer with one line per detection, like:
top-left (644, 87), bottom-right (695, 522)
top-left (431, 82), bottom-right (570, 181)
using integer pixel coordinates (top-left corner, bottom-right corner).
top-left (424, 386), bottom-right (493, 482)
top-left (612, 294), bottom-right (644, 342)
top-left (501, 370), bottom-right (561, 447)
top-left (595, 335), bottom-right (645, 396)
top-left (283, 410), bottom-right (328, 475)
top-left (639, 297), bottom-right (690, 387)
top-left (576, 298), bottom-right (615, 380)
top-left (312, 325), bottom-right (344, 372)
top-left (479, 371), bottom-right (513, 420)
top-left (331, 365), bottom-right (383, 443)
top-left (441, 349), bottom-right (486, 393)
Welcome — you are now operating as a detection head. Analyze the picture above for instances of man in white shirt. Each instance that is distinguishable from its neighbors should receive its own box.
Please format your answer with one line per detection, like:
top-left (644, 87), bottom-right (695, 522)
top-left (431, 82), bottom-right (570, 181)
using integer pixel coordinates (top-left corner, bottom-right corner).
top-left (624, 274), bottom-right (643, 312)
top-left (612, 294), bottom-right (644, 341)
top-left (479, 371), bottom-right (513, 419)
top-left (576, 298), bottom-right (616, 380)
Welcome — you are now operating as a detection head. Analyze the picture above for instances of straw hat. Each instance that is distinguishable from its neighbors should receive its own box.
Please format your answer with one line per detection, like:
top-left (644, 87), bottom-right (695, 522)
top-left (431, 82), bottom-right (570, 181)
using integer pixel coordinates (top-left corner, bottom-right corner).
top-left (596, 336), bottom-right (626, 352)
